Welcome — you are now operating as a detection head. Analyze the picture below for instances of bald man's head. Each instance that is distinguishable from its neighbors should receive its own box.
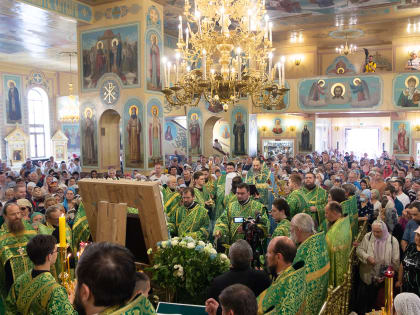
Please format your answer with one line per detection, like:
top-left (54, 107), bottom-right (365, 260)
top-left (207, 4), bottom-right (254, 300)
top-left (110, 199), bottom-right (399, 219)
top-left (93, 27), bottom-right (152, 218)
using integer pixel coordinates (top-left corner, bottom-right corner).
top-left (271, 236), bottom-right (297, 264)
top-left (167, 175), bottom-right (177, 190)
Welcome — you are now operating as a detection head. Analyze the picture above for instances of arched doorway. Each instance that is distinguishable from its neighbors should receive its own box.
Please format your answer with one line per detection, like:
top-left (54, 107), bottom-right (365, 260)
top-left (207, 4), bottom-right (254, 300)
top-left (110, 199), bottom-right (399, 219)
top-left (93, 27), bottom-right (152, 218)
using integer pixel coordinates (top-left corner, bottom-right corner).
top-left (99, 109), bottom-right (121, 171)
top-left (203, 116), bottom-right (231, 156)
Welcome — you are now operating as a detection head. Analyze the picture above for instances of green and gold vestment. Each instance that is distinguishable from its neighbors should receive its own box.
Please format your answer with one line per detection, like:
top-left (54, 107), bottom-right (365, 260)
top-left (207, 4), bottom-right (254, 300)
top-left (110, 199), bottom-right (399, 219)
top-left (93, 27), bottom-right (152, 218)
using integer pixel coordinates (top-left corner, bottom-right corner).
top-left (72, 202), bottom-right (90, 252)
top-left (341, 196), bottom-right (358, 240)
top-left (271, 219), bottom-right (290, 238)
top-left (257, 262), bottom-right (306, 315)
top-left (0, 221), bottom-right (36, 299)
top-left (193, 186), bottom-right (212, 207)
top-left (167, 202), bottom-right (210, 241)
top-left (325, 216), bottom-right (352, 287)
top-left (245, 165), bottom-right (271, 207)
top-left (213, 199), bottom-right (269, 245)
top-left (99, 294), bottom-right (156, 315)
top-left (223, 192), bottom-right (238, 209)
top-left (5, 270), bottom-right (76, 314)
top-left (286, 189), bottom-right (308, 219)
top-left (293, 232), bottom-right (330, 315)
top-left (300, 186), bottom-right (327, 226)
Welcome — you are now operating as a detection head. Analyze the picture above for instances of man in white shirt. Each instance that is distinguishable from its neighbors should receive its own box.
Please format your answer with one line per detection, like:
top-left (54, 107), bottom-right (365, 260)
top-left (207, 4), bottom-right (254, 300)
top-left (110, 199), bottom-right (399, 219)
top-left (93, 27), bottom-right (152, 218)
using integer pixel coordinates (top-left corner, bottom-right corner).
top-left (149, 163), bottom-right (168, 185)
top-left (392, 178), bottom-right (410, 208)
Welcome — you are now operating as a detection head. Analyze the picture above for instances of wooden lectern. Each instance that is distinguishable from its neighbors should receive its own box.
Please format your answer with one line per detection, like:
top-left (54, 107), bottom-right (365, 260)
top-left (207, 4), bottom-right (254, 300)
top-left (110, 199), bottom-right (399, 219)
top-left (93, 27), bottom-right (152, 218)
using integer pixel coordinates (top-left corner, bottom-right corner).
top-left (78, 179), bottom-right (168, 264)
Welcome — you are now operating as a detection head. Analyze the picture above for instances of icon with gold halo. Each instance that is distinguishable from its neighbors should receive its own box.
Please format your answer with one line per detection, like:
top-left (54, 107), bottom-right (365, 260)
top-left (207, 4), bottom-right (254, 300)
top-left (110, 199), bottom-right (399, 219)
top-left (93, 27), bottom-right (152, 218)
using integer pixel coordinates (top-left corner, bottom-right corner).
top-left (111, 38), bottom-right (119, 47)
top-left (7, 80), bottom-right (16, 88)
top-left (405, 75), bottom-right (419, 88)
top-left (84, 107), bottom-right (93, 119)
top-left (96, 41), bottom-right (104, 50)
top-left (331, 82), bottom-right (346, 98)
top-left (317, 79), bottom-right (325, 87)
top-left (190, 113), bottom-right (198, 120)
top-left (151, 105), bottom-right (159, 116)
top-left (129, 105), bottom-right (138, 115)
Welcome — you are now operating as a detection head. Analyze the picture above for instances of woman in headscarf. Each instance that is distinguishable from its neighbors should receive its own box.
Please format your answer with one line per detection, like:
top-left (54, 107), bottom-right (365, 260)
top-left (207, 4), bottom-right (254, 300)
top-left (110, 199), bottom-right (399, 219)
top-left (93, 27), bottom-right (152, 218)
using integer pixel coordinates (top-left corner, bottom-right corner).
top-left (358, 189), bottom-right (374, 225)
top-left (62, 187), bottom-right (78, 226)
top-left (371, 189), bottom-right (382, 219)
top-left (394, 293), bottom-right (420, 315)
top-left (356, 220), bottom-right (400, 314)
top-left (30, 212), bottom-right (44, 231)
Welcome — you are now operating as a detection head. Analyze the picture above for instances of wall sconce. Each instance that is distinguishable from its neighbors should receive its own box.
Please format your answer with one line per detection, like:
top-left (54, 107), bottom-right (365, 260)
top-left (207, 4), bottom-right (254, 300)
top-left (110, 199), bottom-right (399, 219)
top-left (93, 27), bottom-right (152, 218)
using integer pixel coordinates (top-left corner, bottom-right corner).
top-left (384, 126), bottom-right (390, 131)
top-left (261, 126), bottom-right (268, 133)
top-left (334, 126), bottom-right (339, 131)
top-left (292, 55), bottom-right (303, 66)
top-left (415, 125), bottom-right (420, 132)
top-left (289, 126), bottom-right (296, 132)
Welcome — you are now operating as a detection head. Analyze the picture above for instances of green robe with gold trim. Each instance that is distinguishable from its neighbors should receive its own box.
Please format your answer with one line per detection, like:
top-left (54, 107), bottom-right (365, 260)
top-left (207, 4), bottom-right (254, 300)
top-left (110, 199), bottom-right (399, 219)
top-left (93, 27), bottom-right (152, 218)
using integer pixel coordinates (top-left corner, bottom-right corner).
top-left (325, 216), bottom-right (352, 287)
top-left (194, 186), bottom-right (212, 207)
top-left (223, 192), bottom-right (237, 209)
top-left (300, 186), bottom-right (327, 226)
top-left (98, 294), bottom-right (156, 314)
top-left (286, 189), bottom-right (309, 219)
top-left (245, 166), bottom-right (271, 207)
top-left (293, 232), bottom-right (330, 315)
top-left (257, 262), bottom-right (306, 315)
top-left (72, 202), bottom-right (91, 252)
top-left (341, 196), bottom-right (358, 240)
top-left (214, 199), bottom-right (269, 245)
top-left (271, 219), bottom-right (290, 238)
top-left (5, 270), bottom-right (76, 314)
top-left (168, 202), bottom-right (210, 241)
top-left (0, 221), bottom-right (36, 299)
top-left (162, 187), bottom-right (181, 217)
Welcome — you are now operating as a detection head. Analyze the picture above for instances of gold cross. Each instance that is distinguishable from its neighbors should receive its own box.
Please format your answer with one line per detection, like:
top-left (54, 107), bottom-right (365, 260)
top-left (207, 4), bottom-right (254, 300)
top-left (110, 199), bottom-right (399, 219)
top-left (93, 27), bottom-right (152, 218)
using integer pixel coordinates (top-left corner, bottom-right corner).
top-left (17, 247), bottom-right (25, 255)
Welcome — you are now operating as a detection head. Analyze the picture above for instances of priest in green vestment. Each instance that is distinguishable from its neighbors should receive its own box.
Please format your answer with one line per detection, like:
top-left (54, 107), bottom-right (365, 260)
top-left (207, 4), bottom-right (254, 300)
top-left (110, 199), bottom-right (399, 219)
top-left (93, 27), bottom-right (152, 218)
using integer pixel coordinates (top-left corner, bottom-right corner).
top-left (5, 234), bottom-right (76, 314)
top-left (291, 213), bottom-right (330, 315)
top-left (162, 176), bottom-right (182, 224)
top-left (167, 187), bottom-right (210, 241)
top-left (301, 173), bottom-right (328, 226)
top-left (193, 171), bottom-right (214, 210)
top-left (245, 159), bottom-right (271, 207)
top-left (270, 198), bottom-right (290, 238)
top-left (257, 236), bottom-right (306, 315)
top-left (73, 242), bottom-right (155, 315)
top-left (0, 203), bottom-right (37, 300)
top-left (286, 174), bottom-right (309, 219)
top-left (214, 183), bottom-right (269, 246)
top-left (71, 202), bottom-right (91, 252)
top-left (342, 184), bottom-right (359, 239)
top-left (213, 162), bottom-right (237, 221)
top-left (322, 201), bottom-right (352, 288)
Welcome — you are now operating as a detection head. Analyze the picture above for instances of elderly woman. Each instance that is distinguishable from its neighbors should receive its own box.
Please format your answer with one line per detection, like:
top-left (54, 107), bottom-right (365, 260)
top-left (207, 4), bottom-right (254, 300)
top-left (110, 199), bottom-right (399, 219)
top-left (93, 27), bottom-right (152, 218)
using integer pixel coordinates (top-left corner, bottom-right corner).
top-left (397, 226), bottom-right (420, 296)
top-left (356, 220), bottom-right (400, 314)
top-left (394, 293), bottom-right (420, 315)
top-left (371, 189), bottom-right (382, 219)
top-left (358, 189), bottom-right (374, 224)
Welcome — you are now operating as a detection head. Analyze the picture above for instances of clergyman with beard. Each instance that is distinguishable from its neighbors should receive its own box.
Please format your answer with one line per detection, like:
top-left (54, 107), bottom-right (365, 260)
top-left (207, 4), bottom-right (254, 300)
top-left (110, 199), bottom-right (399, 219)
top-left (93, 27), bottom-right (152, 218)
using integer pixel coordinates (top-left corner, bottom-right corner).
top-left (73, 242), bottom-right (156, 315)
top-left (300, 172), bottom-right (328, 227)
top-left (290, 213), bottom-right (330, 315)
top-left (0, 202), bottom-right (37, 299)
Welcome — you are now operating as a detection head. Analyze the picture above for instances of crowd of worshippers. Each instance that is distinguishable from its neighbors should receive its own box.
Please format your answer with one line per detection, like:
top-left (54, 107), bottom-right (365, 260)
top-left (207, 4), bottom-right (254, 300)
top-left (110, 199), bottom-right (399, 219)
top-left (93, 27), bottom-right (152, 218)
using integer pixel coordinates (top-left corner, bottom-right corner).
top-left (1, 151), bottom-right (420, 314)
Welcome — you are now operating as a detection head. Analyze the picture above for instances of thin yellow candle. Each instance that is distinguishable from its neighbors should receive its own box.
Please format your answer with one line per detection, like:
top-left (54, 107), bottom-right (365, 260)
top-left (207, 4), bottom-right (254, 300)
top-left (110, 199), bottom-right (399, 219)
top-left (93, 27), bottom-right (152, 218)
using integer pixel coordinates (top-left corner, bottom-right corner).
top-left (67, 254), bottom-right (71, 273)
top-left (59, 215), bottom-right (66, 247)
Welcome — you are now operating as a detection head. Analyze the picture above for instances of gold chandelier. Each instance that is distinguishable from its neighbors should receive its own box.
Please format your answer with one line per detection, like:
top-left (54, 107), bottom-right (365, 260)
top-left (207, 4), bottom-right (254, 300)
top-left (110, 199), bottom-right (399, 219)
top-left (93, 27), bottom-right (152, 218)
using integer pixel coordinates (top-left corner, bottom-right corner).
top-left (162, 0), bottom-right (289, 111)
top-left (335, 34), bottom-right (357, 56)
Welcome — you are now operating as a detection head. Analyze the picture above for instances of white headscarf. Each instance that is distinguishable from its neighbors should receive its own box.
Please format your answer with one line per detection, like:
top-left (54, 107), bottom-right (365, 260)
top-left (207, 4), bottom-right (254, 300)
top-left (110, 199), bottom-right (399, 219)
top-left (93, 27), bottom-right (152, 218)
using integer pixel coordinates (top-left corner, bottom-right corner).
top-left (394, 293), bottom-right (420, 315)
top-left (224, 172), bottom-right (237, 196)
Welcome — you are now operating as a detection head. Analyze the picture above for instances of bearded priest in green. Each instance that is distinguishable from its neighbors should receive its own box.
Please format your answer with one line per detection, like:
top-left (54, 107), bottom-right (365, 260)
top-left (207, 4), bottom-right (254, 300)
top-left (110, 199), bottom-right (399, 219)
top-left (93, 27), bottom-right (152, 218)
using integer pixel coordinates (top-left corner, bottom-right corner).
top-left (72, 202), bottom-right (91, 252)
top-left (213, 162), bottom-right (237, 221)
top-left (291, 213), bottom-right (330, 315)
top-left (214, 183), bottom-right (269, 246)
top-left (167, 187), bottom-right (210, 241)
top-left (257, 236), bottom-right (306, 315)
top-left (162, 176), bottom-right (182, 223)
top-left (286, 174), bottom-right (308, 219)
top-left (0, 203), bottom-right (37, 302)
top-left (270, 198), bottom-right (290, 238)
top-left (323, 201), bottom-right (352, 287)
top-left (5, 234), bottom-right (76, 314)
top-left (245, 159), bottom-right (271, 207)
top-left (193, 171), bottom-right (214, 211)
top-left (301, 173), bottom-right (327, 226)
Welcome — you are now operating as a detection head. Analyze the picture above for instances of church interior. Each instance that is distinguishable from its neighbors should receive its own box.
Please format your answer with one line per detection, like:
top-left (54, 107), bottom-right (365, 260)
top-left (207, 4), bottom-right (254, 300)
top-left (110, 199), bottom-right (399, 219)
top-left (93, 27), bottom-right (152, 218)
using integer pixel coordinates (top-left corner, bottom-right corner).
top-left (1, 0), bottom-right (420, 314)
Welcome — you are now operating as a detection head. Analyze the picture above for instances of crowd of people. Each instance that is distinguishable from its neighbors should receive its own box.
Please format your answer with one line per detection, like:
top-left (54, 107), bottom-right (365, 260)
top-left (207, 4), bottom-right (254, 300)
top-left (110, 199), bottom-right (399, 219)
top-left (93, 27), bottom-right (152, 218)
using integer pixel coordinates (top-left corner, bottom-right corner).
top-left (0, 150), bottom-right (420, 314)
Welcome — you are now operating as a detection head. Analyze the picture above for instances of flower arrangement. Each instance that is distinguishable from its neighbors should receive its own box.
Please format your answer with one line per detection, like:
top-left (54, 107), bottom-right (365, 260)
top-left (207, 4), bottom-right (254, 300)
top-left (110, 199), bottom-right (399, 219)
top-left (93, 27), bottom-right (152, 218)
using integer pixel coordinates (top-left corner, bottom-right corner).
top-left (147, 236), bottom-right (230, 304)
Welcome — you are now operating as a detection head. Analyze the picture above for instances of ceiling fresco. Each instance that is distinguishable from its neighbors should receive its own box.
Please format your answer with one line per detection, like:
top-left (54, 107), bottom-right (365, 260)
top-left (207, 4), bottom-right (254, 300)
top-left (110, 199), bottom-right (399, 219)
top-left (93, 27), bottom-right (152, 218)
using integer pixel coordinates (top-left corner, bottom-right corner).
top-left (0, 0), bottom-right (77, 72)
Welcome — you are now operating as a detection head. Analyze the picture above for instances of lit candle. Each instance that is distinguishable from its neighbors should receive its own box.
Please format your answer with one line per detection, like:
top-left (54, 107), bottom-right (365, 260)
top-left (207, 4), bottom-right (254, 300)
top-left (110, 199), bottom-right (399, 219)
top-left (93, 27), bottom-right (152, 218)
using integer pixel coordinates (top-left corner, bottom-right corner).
top-left (248, 9), bottom-right (251, 32)
top-left (220, 6), bottom-right (225, 34)
top-left (178, 16), bottom-right (183, 41)
top-left (176, 52), bottom-right (180, 82)
top-left (185, 27), bottom-right (189, 48)
top-left (268, 52), bottom-right (273, 80)
top-left (236, 47), bottom-right (241, 80)
top-left (59, 215), bottom-right (66, 248)
top-left (269, 22), bottom-right (272, 43)
top-left (277, 62), bottom-right (281, 87)
top-left (202, 49), bottom-right (207, 79)
top-left (195, 11), bottom-right (202, 35)
top-left (281, 56), bottom-right (286, 87)
top-left (264, 15), bottom-right (269, 39)
top-left (67, 253), bottom-right (71, 272)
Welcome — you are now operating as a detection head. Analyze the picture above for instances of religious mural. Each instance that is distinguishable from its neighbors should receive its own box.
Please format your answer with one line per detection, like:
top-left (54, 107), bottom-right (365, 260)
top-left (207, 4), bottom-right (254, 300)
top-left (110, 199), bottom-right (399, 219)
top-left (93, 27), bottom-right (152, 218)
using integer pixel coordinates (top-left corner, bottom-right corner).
top-left (404, 50), bottom-right (420, 71)
top-left (393, 73), bottom-right (420, 108)
top-left (62, 124), bottom-right (80, 153)
top-left (147, 6), bottom-right (161, 28)
top-left (3, 74), bottom-right (22, 124)
top-left (326, 56), bottom-right (356, 75)
top-left (272, 119), bottom-right (283, 134)
top-left (123, 98), bottom-right (144, 169)
top-left (231, 107), bottom-right (247, 156)
top-left (164, 118), bottom-right (187, 163)
top-left (145, 30), bottom-right (162, 92)
top-left (187, 108), bottom-right (203, 156)
top-left (80, 105), bottom-right (98, 166)
top-left (259, 81), bottom-right (290, 112)
top-left (147, 99), bottom-right (163, 167)
top-left (205, 100), bottom-right (224, 114)
top-left (80, 23), bottom-right (139, 90)
top-left (392, 121), bottom-right (411, 156)
top-left (298, 121), bottom-right (314, 153)
top-left (298, 75), bottom-right (382, 110)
